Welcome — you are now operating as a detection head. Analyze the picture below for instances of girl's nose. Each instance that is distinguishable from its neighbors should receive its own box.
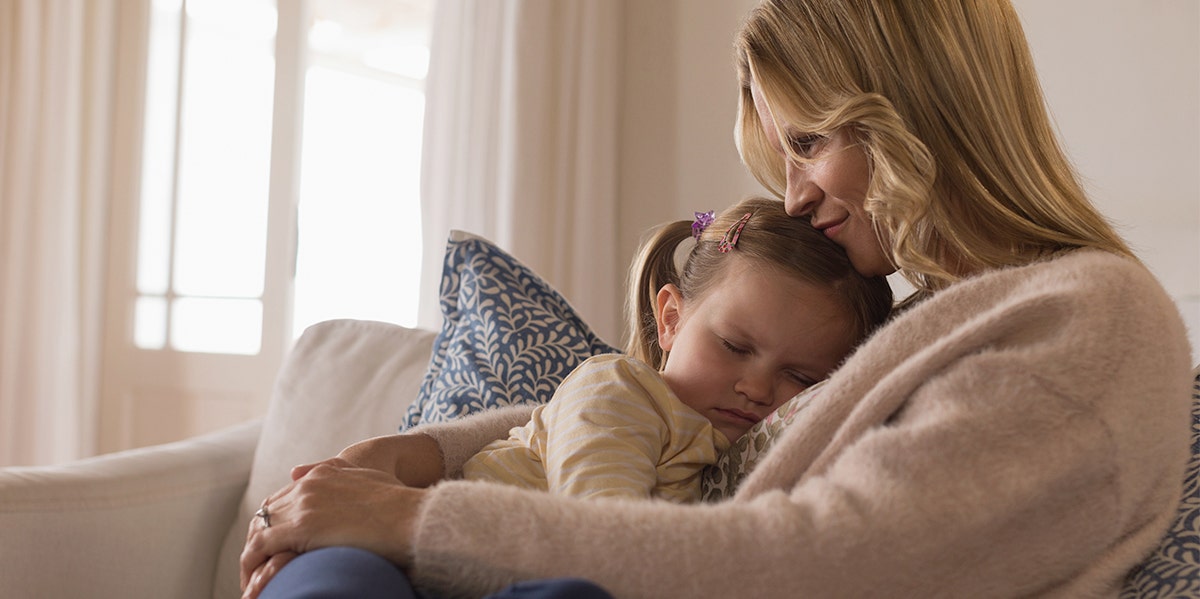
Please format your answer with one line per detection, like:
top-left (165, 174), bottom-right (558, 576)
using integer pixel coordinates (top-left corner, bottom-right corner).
top-left (784, 161), bottom-right (821, 218)
top-left (734, 373), bottom-right (774, 406)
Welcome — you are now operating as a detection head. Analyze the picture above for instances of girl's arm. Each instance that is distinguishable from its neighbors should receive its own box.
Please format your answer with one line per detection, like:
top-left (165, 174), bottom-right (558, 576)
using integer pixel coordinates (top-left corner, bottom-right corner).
top-left (287, 404), bottom-right (537, 488)
top-left (412, 404), bottom-right (538, 478)
top-left (538, 356), bottom-right (713, 501)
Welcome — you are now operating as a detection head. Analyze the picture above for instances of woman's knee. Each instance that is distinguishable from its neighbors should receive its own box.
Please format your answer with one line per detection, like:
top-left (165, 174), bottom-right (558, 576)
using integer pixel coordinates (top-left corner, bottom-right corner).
top-left (260, 546), bottom-right (419, 599)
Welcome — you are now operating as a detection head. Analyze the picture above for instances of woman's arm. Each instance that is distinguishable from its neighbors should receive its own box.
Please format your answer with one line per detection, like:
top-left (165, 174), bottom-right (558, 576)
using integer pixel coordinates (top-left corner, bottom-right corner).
top-left (404, 254), bottom-right (1194, 598)
top-left (406, 366), bottom-right (1135, 599)
top-left (411, 404), bottom-right (537, 478)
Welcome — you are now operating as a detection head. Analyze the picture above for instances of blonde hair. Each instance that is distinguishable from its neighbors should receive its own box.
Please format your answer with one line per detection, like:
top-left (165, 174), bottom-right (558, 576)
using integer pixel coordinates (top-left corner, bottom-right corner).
top-left (624, 196), bottom-right (893, 369)
top-left (735, 0), bottom-right (1134, 295)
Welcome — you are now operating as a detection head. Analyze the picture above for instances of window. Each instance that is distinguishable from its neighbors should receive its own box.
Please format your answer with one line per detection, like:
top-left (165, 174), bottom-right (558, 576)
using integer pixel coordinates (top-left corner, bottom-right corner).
top-left (292, 1), bottom-right (429, 339)
top-left (134, 0), bottom-right (430, 354)
top-left (103, 0), bottom-right (432, 451)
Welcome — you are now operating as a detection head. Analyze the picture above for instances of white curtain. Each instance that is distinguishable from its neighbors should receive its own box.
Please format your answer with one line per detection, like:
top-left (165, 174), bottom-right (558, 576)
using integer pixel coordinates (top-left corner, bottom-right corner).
top-left (418, 0), bottom-right (623, 342)
top-left (0, 0), bottom-right (118, 466)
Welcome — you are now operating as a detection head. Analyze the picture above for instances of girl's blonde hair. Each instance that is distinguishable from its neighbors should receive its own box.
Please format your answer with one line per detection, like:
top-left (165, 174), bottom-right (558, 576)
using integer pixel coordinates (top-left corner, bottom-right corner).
top-left (624, 196), bottom-right (893, 369)
top-left (735, 0), bottom-right (1134, 296)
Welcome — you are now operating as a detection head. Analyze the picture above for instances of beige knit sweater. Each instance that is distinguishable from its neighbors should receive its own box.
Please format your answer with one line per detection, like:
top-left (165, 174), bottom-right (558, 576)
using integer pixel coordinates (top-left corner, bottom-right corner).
top-left (411, 250), bottom-right (1193, 599)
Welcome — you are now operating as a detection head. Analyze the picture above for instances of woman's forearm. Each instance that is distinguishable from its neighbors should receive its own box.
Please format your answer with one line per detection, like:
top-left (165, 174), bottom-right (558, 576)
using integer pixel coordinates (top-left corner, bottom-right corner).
top-left (338, 433), bottom-right (445, 487)
top-left (411, 405), bottom-right (537, 478)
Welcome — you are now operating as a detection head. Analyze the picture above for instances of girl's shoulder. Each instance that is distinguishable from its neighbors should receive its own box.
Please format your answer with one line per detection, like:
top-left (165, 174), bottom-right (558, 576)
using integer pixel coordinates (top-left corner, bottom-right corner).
top-left (570, 353), bottom-right (661, 379)
top-left (557, 353), bottom-right (671, 400)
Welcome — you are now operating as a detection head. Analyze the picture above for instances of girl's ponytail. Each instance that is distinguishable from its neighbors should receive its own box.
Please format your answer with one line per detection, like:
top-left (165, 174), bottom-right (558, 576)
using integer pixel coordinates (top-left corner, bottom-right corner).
top-left (624, 220), bottom-right (693, 369)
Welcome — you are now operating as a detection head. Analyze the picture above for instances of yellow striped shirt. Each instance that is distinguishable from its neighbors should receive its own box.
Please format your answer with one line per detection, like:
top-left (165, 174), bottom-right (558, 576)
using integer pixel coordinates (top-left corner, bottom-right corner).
top-left (462, 354), bottom-right (730, 502)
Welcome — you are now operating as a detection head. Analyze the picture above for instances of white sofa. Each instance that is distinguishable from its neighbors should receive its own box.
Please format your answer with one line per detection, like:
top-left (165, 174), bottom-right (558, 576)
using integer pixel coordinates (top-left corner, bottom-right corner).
top-left (1, 318), bottom-right (1196, 598)
top-left (0, 319), bottom-right (436, 599)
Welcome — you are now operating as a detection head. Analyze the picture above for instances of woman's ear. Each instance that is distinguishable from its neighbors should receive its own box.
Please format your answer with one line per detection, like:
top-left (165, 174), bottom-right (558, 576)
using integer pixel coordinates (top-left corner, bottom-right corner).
top-left (656, 284), bottom-right (685, 352)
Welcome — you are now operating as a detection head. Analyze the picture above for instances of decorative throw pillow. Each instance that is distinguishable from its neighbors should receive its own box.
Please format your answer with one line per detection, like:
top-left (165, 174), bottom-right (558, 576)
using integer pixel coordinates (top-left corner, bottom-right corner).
top-left (1120, 367), bottom-right (1200, 598)
top-left (701, 381), bottom-right (828, 502)
top-left (402, 231), bottom-right (621, 429)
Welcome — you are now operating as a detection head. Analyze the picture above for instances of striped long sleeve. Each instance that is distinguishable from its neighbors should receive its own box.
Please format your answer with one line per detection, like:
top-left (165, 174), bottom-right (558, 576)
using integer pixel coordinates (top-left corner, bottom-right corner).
top-left (462, 354), bottom-right (729, 502)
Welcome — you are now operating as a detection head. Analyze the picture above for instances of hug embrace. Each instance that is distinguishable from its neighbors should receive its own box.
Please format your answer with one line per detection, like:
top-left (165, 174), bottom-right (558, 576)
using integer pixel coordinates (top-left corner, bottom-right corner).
top-left (240, 1), bottom-right (1195, 598)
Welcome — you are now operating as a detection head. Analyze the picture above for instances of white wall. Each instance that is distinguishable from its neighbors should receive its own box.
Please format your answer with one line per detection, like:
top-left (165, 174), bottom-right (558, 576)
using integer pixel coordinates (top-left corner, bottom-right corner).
top-left (1016, 0), bottom-right (1200, 362)
top-left (615, 0), bottom-right (758, 342)
top-left (617, 0), bottom-right (1200, 362)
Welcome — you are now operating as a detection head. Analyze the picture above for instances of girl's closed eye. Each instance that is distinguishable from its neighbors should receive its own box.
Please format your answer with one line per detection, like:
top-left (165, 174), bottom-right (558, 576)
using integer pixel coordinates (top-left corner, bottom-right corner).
top-left (720, 338), bottom-right (751, 356)
top-left (786, 370), bottom-right (818, 388)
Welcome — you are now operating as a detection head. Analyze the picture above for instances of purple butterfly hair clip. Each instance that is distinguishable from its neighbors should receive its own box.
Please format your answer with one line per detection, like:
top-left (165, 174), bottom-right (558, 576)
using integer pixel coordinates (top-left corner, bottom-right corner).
top-left (692, 210), bottom-right (715, 240)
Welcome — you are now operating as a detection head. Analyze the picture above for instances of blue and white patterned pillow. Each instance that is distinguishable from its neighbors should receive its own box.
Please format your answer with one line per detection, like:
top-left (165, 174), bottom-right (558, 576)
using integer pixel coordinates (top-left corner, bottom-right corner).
top-left (401, 231), bottom-right (620, 429)
top-left (1120, 366), bottom-right (1200, 598)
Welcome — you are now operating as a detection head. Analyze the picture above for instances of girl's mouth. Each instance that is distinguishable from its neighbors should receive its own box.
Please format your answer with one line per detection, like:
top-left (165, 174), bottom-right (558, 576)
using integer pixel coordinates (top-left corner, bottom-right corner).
top-left (717, 408), bottom-right (761, 425)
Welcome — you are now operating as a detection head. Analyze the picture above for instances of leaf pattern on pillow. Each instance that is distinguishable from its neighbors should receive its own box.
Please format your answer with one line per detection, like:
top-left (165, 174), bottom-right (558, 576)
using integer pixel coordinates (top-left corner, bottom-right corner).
top-left (402, 232), bottom-right (619, 430)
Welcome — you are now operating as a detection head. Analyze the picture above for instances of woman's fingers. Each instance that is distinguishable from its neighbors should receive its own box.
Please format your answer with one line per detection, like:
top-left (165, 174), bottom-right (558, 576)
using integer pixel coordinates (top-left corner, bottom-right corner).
top-left (240, 487), bottom-right (298, 589)
top-left (291, 456), bottom-right (355, 481)
top-left (239, 461), bottom-right (429, 589)
top-left (242, 551), bottom-right (298, 599)
top-left (240, 509), bottom-right (272, 590)
top-left (240, 460), bottom-right (401, 592)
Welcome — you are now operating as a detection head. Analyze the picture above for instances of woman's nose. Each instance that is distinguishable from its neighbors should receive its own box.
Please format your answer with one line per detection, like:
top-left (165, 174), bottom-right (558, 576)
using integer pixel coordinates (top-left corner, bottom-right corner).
top-left (784, 161), bottom-right (821, 218)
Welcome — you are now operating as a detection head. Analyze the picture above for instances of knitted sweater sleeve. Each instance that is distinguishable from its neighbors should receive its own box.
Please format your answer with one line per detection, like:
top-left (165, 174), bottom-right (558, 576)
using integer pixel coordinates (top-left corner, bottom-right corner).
top-left (408, 252), bottom-right (1193, 599)
top-left (412, 404), bottom-right (537, 478)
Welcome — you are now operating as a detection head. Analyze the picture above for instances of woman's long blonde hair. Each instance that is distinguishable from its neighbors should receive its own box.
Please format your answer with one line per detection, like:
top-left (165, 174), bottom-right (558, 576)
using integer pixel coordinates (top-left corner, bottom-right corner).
top-left (735, 0), bottom-right (1133, 295)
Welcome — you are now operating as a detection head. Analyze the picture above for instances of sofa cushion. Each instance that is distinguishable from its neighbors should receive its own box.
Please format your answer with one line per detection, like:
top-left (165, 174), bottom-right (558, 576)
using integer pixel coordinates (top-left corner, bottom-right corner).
top-left (402, 230), bottom-right (619, 429)
top-left (212, 320), bottom-right (437, 599)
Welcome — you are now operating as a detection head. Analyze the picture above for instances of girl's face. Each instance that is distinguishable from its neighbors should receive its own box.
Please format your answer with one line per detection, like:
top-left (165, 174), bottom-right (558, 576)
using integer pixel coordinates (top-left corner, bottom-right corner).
top-left (656, 258), bottom-right (857, 442)
top-left (750, 81), bottom-right (896, 278)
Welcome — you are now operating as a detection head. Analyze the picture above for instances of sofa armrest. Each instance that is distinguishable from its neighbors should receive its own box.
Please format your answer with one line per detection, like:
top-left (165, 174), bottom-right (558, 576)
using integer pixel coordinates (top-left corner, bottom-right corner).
top-left (211, 319), bottom-right (437, 598)
top-left (0, 419), bottom-right (260, 599)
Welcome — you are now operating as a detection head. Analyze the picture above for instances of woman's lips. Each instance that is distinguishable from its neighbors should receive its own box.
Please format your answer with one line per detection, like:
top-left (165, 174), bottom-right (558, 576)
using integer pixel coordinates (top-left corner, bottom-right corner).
top-left (817, 219), bottom-right (845, 240)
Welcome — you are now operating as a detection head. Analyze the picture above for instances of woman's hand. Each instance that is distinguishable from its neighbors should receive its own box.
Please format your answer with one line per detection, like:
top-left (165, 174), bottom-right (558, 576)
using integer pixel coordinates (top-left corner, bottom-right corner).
top-left (239, 461), bottom-right (428, 599)
top-left (295, 432), bottom-right (444, 487)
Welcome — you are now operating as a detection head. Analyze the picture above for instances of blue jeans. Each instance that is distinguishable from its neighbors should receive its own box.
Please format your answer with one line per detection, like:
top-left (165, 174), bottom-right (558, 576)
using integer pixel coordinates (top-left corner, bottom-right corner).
top-left (260, 547), bottom-right (614, 599)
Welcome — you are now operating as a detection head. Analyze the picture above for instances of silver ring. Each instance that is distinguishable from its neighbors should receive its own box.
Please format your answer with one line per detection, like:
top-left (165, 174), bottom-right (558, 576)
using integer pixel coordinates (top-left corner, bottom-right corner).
top-left (255, 500), bottom-right (271, 528)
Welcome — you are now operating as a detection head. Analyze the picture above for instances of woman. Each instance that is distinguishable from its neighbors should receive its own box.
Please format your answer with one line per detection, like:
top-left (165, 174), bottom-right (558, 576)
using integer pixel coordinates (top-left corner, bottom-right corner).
top-left (241, 1), bottom-right (1193, 597)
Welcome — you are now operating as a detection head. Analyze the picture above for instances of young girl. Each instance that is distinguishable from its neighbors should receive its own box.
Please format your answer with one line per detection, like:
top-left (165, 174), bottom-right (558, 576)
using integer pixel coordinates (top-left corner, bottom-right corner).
top-left (461, 196), bottom-right (893, 502)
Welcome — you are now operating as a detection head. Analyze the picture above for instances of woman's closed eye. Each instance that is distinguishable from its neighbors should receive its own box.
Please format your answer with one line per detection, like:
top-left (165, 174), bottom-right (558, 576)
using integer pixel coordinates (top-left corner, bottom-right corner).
top-left (787, 134), bottom-right (823, 157)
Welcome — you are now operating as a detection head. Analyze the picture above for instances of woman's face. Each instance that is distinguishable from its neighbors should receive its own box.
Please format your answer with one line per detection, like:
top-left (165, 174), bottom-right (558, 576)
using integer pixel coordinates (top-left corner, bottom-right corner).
top-left (750, 82), bottom-right (895, 278)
